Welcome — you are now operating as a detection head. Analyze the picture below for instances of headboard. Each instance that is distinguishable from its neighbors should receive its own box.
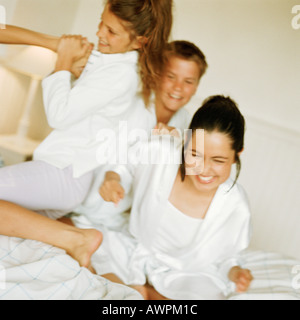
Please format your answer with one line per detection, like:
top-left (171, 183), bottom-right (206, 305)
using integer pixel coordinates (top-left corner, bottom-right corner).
top-left (239, 115), bottom-right (300, 260)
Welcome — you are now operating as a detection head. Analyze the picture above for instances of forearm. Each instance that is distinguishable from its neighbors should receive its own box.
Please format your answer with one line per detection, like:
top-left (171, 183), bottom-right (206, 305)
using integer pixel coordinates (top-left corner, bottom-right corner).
top-left (0, 25), bottom-right (59, 51)
top-left (54, 53), bottom-right (74, 73)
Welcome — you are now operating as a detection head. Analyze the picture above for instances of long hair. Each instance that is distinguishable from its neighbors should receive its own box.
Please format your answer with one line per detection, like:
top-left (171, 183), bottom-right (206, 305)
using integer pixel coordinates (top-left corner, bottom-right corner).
top-left (108, 0), bottom-right (173, 106)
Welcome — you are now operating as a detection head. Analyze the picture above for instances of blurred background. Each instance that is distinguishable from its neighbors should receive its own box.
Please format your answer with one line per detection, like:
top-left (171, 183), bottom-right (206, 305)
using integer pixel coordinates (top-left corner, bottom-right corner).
top-left (0, 0), bottom-right (299, 259)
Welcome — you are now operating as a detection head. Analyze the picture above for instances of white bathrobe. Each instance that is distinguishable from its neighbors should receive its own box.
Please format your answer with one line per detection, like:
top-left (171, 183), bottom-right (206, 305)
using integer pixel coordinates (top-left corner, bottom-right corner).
top-left (34, 50), bottom-right (139, 178)
top-left (73, 98), bottom-right (192, 229)
top-left (89, 137), bottom-right (252, 300)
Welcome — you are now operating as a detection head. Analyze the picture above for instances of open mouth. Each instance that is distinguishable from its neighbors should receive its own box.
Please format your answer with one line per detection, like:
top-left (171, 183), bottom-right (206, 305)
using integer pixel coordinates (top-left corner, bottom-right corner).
top-left (169, 93), bottom-right (182, 100)
top-left (196, 175), bottom-right (215, 184)
top-left (98, 40), bottom-right (109, 48)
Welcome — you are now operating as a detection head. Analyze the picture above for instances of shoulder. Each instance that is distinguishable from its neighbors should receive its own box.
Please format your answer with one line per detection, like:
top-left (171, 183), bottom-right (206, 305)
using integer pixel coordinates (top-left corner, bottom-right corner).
top-left (169, 108), bottom-right (192, 131)
top-left (102, 50), bottom-right (138, 70)
top-left (220, 179), bottom-right (251, 218)
top-left (87, 50), bottom-right (138, 80)
top-left (81, 61), bottom-right (138, 95)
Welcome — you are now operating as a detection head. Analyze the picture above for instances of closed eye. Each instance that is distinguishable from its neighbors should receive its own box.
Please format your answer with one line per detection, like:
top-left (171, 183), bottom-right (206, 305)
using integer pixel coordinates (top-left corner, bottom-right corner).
top-left (213, 158), bottom-right (227, 163)
top-left (108, 28), bottom-right (117, 35)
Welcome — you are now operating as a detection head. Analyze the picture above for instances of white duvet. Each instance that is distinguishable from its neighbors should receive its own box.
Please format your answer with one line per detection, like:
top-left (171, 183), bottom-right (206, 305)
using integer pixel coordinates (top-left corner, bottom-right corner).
top-left (229, 249), bottom-right (300, 300)
top-left (0, 235), bottom-right (142, 300)
top-left (0, 234), bottom-right (299, 300)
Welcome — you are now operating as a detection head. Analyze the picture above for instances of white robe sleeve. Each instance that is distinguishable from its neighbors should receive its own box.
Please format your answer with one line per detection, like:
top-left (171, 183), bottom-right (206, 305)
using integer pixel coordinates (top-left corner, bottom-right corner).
top-left (213, 200), bottom-right (252, 294)
top-left (42, 64), bottom-right (137, 130)
top-left (112, 136), bottom-right (181, 194)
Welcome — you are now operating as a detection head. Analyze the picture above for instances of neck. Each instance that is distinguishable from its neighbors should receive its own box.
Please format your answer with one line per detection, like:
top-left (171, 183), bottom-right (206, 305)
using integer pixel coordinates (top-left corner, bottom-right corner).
top-left (155, 96), bottom-right (175, 124)
top-left (180, 170), bottom-right (218, 199)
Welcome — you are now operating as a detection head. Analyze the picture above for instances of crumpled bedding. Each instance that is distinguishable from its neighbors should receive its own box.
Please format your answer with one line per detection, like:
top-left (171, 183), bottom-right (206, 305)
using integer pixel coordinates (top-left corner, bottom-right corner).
top-left (229, 249), bottom-right (300, 300)
top-left (0, 234), bottom-right (299, 300)
top-left (0, 235), bottom-right (142, 300)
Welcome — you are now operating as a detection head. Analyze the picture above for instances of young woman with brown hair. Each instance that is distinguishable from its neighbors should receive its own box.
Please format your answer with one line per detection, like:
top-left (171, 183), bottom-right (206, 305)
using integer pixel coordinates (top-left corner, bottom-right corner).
top-left (0, 0), bottom-right (173, 266)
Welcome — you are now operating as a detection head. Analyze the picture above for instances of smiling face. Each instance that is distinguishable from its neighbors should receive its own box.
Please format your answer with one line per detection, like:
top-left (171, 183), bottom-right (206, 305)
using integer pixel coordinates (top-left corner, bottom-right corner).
top-left (156, 56), bottom-right (200, 114)
top-left (184, 130), bottom-right (238, 195)
top-left (96, 4), bottom-right (141, 54)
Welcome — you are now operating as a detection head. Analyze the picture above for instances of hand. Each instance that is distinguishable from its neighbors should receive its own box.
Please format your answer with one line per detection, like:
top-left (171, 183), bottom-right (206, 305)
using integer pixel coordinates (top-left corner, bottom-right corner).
top-left (55, 35), bottom-right (93, 75)
top-left (228, 266), bottom-right (253, 293)
top-left (152, 123), bottom-right (181, 138)
top-left (57, 35), bottom-right (92, 61)
top-left (99, 171), bottom-right (125, 206)
top-left (70, 47), bottom-right (94, 78)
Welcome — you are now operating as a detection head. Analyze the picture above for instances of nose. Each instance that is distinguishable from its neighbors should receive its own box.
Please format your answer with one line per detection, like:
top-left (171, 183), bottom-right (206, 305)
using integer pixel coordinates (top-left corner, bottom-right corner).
top-left (172, 79), bottom-right (183, 92)
top-left (96, 22), bottom-right (105, 38)
top-left (201, 159), bottom-right (212, 176)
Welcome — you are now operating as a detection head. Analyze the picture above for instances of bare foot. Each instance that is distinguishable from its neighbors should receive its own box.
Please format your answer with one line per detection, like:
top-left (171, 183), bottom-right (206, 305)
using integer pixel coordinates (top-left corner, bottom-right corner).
top-left (68, 229), bottom-right (103, 268)
top-left (131, 285), bottom-right (149, 300)
top-left (131, 283), bottom-right (168, 300)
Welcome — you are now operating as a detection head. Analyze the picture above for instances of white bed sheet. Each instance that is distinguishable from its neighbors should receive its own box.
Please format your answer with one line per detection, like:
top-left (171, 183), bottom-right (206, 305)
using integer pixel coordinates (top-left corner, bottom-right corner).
top-left (229, 249), bottom-right (300, 300)
top-left (0, 235), bottom-right (142, 300)
top-left (0, 234), bottom-right (299, 300)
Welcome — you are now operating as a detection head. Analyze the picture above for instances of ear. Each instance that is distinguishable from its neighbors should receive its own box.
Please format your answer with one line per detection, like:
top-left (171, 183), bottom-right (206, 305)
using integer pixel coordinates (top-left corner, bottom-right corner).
top-left (238, 148), bottom-right (244, 157)
top-left (131, 36), bottom-right (148, 50)
top-left (234, 148), bottom-right (244, 163)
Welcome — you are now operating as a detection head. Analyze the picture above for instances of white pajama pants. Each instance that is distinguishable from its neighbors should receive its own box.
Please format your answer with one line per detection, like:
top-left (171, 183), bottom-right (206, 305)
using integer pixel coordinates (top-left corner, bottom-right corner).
top-left (0, 160), bottom-right (93, 219)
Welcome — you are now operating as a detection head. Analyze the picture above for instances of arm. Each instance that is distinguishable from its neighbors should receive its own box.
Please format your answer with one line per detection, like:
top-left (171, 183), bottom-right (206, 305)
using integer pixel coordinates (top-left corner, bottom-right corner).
top-left (0, 25), bottom-right (59, 51)
top-left (217, 193), bottom-right (253, 294)
top-left (98, 136), bottom-right (156, 204)
top-left (54, 35), bottom-right (93, 74)
top-left (42, 61), bottom-right (137, 129)
top-left (0, 26), bottom-right (92, 78)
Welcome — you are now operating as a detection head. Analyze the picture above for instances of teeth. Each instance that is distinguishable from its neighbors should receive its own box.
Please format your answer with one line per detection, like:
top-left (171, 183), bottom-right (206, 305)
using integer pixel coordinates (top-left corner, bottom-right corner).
top-left (199, 176), bottom-right (213, 182)
top-left (170, 94), bottom-right (181, 100)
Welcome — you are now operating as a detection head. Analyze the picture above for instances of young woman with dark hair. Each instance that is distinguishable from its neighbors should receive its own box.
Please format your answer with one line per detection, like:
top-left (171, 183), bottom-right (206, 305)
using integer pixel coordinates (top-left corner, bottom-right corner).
top-left (99, 95), bottom-right (253, 300)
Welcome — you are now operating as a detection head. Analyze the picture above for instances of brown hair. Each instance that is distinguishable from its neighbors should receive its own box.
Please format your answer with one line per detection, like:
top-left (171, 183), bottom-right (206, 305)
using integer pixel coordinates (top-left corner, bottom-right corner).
top-left (107, 0), bottom-right (173, 106)
top-left (164, 40), bottom-right (208, 80)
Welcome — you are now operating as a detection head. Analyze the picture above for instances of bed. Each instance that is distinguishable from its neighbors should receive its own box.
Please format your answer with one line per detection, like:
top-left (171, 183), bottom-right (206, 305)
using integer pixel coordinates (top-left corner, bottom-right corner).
top-left (0, 235), bottom-right (299, 300)
top-left (0, 235), bottom-right (142, 300)
top-left (229, 249), bottom-right (300, 300)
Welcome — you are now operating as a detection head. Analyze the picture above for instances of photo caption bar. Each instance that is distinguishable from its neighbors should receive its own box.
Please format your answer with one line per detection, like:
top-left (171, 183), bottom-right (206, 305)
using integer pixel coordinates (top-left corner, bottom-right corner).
top-left (99, 303), bottom-right (199, 318)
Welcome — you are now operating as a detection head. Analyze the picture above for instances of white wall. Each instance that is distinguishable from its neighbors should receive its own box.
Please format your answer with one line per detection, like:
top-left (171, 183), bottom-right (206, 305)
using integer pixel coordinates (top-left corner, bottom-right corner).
top-left (70, 0), bottom-right (104, 45)
top-left (173, 0), bottom-right (300, 133)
